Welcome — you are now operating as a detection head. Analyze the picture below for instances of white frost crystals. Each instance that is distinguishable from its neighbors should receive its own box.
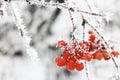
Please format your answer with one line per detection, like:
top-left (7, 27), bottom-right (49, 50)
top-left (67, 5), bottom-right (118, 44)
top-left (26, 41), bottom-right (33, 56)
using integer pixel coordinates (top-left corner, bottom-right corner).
top-left (5, 1), bottom-right (40, 63)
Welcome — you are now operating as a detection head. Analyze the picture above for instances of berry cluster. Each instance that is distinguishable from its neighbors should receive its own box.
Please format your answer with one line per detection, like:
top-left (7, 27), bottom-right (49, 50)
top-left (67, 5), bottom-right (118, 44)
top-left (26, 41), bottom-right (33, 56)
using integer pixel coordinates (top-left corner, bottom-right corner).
top-left (55, 30), bottom-right (119, 71)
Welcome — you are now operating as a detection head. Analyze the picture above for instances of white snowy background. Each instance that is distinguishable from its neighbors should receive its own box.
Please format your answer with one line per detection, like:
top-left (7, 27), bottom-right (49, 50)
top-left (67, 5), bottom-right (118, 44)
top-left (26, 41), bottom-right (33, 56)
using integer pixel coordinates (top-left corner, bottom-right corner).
top-left (0, 0), bottom-right (120, 80)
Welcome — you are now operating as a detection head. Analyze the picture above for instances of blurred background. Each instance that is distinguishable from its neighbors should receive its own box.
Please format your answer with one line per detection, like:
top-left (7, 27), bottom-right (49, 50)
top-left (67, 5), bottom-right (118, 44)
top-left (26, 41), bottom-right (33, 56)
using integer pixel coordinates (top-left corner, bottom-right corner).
top-left (0, 0), bottom-right (120, 80)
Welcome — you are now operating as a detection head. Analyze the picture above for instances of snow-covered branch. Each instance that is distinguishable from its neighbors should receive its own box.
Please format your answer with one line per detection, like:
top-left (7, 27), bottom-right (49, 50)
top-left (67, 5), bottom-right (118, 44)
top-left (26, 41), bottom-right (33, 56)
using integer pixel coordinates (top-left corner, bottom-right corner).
top-left (7, 1), bottom-right (40, 63)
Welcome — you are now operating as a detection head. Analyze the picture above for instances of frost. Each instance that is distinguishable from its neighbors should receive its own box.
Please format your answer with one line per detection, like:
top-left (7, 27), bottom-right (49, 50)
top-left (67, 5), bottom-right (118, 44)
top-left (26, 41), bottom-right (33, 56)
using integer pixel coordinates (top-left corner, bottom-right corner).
top-left (8, 1), bottom-right (40, 63)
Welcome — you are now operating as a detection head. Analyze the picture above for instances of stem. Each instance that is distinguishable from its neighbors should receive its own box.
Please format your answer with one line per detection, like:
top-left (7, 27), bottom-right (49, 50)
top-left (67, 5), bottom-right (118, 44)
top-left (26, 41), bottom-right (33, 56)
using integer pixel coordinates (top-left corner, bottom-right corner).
top-left (68, 9), bottom-right (75, 41)
top-left (82, 16), bottom-right (86, 41)
top-left (85, 61), bottom-right (90, 80)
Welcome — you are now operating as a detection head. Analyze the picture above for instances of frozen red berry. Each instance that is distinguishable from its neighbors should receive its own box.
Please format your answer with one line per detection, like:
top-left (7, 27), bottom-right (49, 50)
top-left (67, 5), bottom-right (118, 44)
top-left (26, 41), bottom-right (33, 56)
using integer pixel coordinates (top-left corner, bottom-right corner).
top-left (55, 57), bottom-right (66, 67)
top-left (63, 50), bottom-right (70, 60)
top-left (112, 51), bottom-right (119, 57)
top-left (102, 51), bottom-right (110, 60)
top-left (57, 40), bottom-right (67, 47)
top-left (68, 56), bottom-right (76, 63)
top-left (85, 54), bottom-right (92, 62)
top-left (88, 30), bottom-right (93, 34)
top-left (89, 35), bottom-right (95, 42)
top-left (66, 60), bottom-right (75, 71)
top-left (75, 62), bottom-right (84, 71)
top-left (94, 51), bottom-right (103, 60)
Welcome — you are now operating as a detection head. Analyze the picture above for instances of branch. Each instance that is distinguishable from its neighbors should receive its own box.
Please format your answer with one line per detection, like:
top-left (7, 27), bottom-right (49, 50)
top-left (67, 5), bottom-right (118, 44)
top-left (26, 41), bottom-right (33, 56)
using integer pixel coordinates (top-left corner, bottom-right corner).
top-left (27, 0), bottom-right (105, 17)
top-left (7, 1), bottom-right (40, 63)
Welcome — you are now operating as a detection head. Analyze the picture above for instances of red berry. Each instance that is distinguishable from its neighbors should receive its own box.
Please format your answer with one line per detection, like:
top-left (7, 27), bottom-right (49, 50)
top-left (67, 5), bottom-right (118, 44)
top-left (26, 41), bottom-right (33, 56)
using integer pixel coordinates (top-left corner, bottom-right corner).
top-left (55, 57), bottom-right (66, 67)
top-left (84, 41), bottom-right (89, 46)
top-left (104, 57), bottom-right (110, 60)
top-left (94, 51), bottom-right (103, 60)
top-left (77, 52), bottom-right (84, 60)
top-left (75, 62), bottom-right (84, 71)
top-left (68, 56), bottom-right (76, 63)
top-left (89, 45), bottom-right (96, 51)
top-left (112, 51), bottom-right (119, 57)
top-left (92, 53), bottom-right (96, 59)
top-left (102, 51), bottom-right (110, 60)
top-left (85, 54), bottom-right (92, 62)
top-left (76, 54), bottom-right (81, 60)
top-left (66, 60), bottom-right (75, 71)
top-left (88, 30), bottom-right (93, 34)
top-left (89, 35), bottom-right (95, 42)
top-left (63, 50), bottom-right (70, 59)
top-left (57, 40), bottom-right (67, 47)
top-left (74, 48), bottom-right (78, 54)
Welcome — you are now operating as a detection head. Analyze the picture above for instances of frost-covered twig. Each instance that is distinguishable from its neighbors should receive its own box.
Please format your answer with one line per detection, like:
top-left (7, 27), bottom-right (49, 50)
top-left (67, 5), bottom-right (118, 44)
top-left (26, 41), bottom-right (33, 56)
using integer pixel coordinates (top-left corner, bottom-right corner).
top-left (27, 0), bottom-right (105, 17)
top-left (81, 15), bottom-right (86, 41)
top-left (84, 0), bottom-right (101, 28)
top-left (84, 61), bottom-right (90, 80)
top-left (7, 2), bottom-right (39, 63)
top-left (68, 9), bottom-right (75, 41)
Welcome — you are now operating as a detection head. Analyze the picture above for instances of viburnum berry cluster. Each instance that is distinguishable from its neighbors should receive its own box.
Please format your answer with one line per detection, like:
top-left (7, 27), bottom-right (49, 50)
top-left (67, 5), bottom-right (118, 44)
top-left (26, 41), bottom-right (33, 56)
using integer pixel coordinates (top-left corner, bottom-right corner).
top-left (55, 30), bottom-right (119, 71)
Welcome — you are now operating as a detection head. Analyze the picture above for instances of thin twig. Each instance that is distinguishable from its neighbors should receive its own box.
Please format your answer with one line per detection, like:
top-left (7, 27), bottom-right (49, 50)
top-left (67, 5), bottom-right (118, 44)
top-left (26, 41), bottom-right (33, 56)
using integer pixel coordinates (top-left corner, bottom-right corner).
top-left (27, 0), bottom-right (105, 17)
top-left (68, 9), bottom-right (75, 41)
top-left (84, 0), bottom-right (101, 28)
top-left (81, 15), bottom-right (86, 41)
top-left (85, 61), bottom-right (90, 80)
